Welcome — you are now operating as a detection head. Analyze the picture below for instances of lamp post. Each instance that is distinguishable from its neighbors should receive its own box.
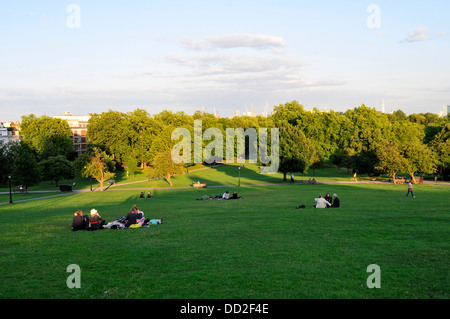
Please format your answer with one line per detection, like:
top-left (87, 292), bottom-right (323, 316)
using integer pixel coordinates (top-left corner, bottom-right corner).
top-left (8, 175), bottom-right (12, 204)
top-left (238, 165), bottom-right (241, 187)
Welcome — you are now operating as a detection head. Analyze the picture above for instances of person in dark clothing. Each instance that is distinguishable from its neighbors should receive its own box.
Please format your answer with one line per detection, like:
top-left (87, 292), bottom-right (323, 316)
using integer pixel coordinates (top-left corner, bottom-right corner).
top-left (125, 207), bottom-right (138, 228)
top-left (231, 190), bottom-right (242, 199)
top-left (72, 210), bottom-right (89, 231)
top-left (331, 194), bottom-right (340, 208)
top-left (324, 193), bottom-right (332, 205)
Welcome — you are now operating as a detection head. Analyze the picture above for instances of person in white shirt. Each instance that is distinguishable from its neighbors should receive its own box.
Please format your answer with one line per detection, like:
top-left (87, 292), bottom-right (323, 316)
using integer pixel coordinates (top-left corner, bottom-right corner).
top-left (406, 181), bottom-right (415, 198)
top-left (222, 191), bottom-right (230, 199)
top-left (314, 194), bottom-right (331, 208)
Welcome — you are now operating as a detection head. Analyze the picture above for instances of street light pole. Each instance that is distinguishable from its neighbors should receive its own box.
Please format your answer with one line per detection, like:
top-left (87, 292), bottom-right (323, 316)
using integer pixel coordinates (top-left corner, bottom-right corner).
top-left (8, 175), bottom-right (13, 204)
top-left (238, 166), bottom-right (241, 187)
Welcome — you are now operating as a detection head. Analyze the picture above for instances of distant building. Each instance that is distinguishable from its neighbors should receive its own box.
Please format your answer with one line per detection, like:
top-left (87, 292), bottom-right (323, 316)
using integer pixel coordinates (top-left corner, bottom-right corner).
top-left (0, 124), bottom-right (12, 147)
top-left (234, 109), bottom-right (241, 117)
top-left (441, 105), bottom-right (450, 117)
top-left (53, 112), bottom-right (91, 155)
top-left (0, 121), bottom-right (20, 146)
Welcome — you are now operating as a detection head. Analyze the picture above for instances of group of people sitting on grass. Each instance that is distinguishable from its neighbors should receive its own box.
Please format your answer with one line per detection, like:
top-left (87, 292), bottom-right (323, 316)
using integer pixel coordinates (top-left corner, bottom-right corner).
top-left (296, 192), bottom-right (340, 209)
top-left (196, 190), bottom-right (242, 200)
top-left (139, 191), bottom-right (152, 198)
top-left (315, 193), bottom-right (340, 208)
top-left (72, 205), bottom-right (162, 231)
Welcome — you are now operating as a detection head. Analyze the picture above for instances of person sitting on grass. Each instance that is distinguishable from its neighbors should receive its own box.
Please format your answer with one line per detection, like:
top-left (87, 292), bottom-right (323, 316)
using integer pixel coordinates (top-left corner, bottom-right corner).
top-left (314, 194), bottom-right (331, 208)
top-left (324, 193), bottom-right (332, 205)
top-left (133, 205), bottom-right (144, 219)
top-left (133, 205), bottom-right (147, 225)
top-left (222, 191), bottom-right (230, 200)
top-left (89, 209), bottom-right (105, 231)
top-left (72, 210), bottom-right (89, 231)
top-left (147, 191), bottom-right (152, 198)
top-left (125, 207), bottom-right (138, 228)
top-left (231, 190), bottom-right (242, 199)
top-left (331, 194), bottom-right (340, 208)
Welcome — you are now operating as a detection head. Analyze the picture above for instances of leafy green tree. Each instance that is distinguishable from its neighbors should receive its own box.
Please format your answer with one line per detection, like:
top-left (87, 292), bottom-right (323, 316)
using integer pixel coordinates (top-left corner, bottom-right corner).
top-left (20, 114), bottom-right (73, 159)
top-left (39, 155), bottom-right (75, 187)
top-left (81, 148), bottom-right (115, 191)
top-left (8, 141), bottom-right (42, 191)
top-left (278, 123), bottom-right (314, 181)
top-left (375, 145), bottom-right (408, 184)
top-left (146, 149), bottom-right (185, 186)
top-left (0, 143), bottom-right (13, 184)
top-left (387, 109), bottom-right (408, 122)
top-left (127, 109), bottom-right (160, 168)
top-left (86, 111), bottom-right (131, 163)
top-left (331, 148), bottom-right (354, 174)
top-left (430, 123), bottom-right (450, 180)
top-left (123, 153), bottom-right (141, 178)
top-left (434, 139), bottom-right (450, 179)
top-left (402, 142), bottom-right (436, 183)
top-left (272, 100), bottom-right (306, 126)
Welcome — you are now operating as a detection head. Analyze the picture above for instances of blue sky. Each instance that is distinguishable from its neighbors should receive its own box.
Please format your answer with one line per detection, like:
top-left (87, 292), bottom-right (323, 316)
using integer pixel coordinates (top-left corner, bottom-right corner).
top-left (1, 0), bottom-right (449, 121)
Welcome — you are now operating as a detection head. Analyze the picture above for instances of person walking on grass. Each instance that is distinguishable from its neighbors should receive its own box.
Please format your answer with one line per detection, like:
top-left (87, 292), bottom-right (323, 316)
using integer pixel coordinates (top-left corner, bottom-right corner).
top-left (406, 181), bottom-right (415, 198)
top-left (290, 173), bottom-right (295, 184)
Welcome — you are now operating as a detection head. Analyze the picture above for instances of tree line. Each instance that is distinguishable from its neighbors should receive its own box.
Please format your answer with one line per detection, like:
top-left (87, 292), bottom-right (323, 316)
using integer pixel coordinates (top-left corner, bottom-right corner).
top-left (0, 102), bottom-right (449, 190)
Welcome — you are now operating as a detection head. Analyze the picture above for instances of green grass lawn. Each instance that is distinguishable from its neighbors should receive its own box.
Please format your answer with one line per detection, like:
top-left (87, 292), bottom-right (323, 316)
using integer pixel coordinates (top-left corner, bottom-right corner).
top-left (0, 170), bottom-right (448, 299)
top-left (0, 163), bottom-right (371, 194)
top-left (0, 192), bottom-right (65, 204)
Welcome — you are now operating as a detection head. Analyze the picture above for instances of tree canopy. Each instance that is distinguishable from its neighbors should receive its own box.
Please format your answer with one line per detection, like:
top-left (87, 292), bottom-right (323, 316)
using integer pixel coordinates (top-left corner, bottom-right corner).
top-left (3, 101), bottom-right (449, 189)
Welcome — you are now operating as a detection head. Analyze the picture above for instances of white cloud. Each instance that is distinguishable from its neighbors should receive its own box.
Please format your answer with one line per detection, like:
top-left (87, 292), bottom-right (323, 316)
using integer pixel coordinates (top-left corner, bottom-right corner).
top-left (207, 34), bottom-right (285, 49)
top-left (180, 38), bottom-right (207, 51)
top-left (163, 53), bottom-right (304, 77)
top-left (400, 27), bottom-right (431, 43)
top-left (180, 33), bottom-right (286, 51)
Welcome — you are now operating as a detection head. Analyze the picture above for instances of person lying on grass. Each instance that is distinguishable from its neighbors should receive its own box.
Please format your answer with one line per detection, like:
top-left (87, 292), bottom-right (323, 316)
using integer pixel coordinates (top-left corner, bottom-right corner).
top-left (196, 192), bottom-right (242, 200)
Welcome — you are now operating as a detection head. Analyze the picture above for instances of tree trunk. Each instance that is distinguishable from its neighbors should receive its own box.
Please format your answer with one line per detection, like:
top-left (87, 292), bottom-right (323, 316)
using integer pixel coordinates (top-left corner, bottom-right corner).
top-left (392, 171), bottom-right (397, 184)
top-left (100, 170), bottom-right (104, 191)
top-left (283, 172), bottom-right (287, 182)
top-left (410, 173), bottom-right (417, 184)
top-left (167, 173), bottom-right (173, 186)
